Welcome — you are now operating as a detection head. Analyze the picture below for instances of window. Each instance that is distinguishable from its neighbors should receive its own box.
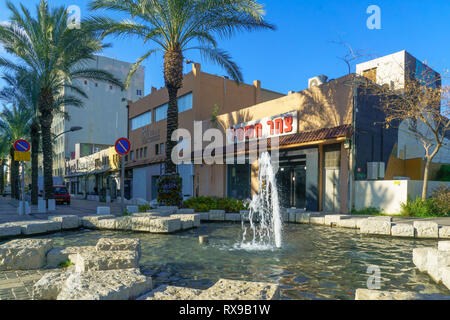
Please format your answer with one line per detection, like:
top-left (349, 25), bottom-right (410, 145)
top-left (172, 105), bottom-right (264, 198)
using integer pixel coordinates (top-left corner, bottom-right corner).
top-left (139, 148), bottom-right (143, 159)
top-left (160, 143), bottom-right (164, 155)
top-left (155, 144), bottom-right (159, 155)
top-left (136, 149), bottom-right (139, 160)
top-left (178, 92), bottom-right (193, 113)
top-left (144, 147), bottom-right (147, 158)
top-left (137, 90), bottom-right (142, 96)
top-left (130, 151), bottom-right (134, 161)
top-left (155, 103), bottom-right (168, 122)
top-left (131, 111), bottom-right (152, 130)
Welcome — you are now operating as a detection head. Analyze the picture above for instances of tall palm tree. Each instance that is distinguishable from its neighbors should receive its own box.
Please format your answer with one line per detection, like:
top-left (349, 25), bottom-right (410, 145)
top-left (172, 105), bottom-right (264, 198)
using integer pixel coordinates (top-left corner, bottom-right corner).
top-left (88, 0), bottom-right (275, 176)
top-left (0, 70), bottom-right (84, 204)
top-left (0, 103), bottom-right (33, 199)
top-left (0, 138), bottom-right (8, 195)
top-left (0, 0), bottom-right (124, 200)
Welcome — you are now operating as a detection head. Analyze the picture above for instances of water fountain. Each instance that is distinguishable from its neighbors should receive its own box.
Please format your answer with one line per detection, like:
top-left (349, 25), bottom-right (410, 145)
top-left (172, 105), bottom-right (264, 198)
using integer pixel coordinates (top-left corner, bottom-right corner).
top-left (238, 152), bottom-right (283, 250)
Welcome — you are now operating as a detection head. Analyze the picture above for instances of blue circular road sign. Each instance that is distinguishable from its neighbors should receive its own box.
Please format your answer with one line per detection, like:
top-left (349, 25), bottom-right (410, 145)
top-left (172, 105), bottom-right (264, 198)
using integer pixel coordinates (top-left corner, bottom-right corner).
top-left (115, 137), bottom-right (131, 156)
top-left (14, 139), bottom-right (30, 152)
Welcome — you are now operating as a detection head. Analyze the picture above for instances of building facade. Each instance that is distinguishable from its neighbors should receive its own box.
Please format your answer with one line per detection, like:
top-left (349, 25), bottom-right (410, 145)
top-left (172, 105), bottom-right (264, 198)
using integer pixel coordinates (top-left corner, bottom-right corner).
top-left (50, 55), bottom-right (145, 179)
top-left (126, 63), bottom-right (284, 201)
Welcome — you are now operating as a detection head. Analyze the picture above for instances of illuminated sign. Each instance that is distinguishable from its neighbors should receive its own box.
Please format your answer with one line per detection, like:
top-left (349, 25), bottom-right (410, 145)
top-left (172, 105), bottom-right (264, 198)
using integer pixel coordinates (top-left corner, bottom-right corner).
top-left (228, 111), bottom-right (298, 143)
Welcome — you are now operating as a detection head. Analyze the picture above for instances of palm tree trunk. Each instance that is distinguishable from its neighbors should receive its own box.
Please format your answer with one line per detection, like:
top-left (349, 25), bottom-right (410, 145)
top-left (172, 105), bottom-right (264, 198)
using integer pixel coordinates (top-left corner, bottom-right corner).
top-left (30, 120), bottom-right (40, 205)
top-left (422, 158), bottom-right (431, 201)
top-left (0, 159), bottom-right (4, 195)
top-left (163, 49), bottom-right (184, 174)
top-left (39, 88), bottom-right (54, 200)
top-left (9, 146), bottom-right (19, 200)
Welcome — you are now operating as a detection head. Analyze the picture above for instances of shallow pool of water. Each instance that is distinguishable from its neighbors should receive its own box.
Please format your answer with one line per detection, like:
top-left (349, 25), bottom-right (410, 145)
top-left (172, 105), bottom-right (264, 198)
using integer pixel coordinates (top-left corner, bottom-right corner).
top-left (41, 223), bottom-right (450, 300)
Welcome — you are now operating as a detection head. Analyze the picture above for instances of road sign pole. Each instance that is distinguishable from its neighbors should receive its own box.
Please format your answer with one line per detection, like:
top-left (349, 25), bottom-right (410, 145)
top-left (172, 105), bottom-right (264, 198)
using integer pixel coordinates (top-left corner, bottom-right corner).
top-left (121, 155), bottom-right (125, 215)
top-left (21, 161), bottom-right (25, 215)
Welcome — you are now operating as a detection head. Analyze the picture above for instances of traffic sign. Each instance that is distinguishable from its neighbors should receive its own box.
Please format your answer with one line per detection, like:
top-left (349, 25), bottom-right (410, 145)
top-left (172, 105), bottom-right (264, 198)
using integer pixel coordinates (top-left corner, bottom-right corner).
top-left (14, 139), bottom-right (30, 152)
top-left (14, 151), bottom-right (31, 162)
top-left (115, 137), bottom-right (131, 156)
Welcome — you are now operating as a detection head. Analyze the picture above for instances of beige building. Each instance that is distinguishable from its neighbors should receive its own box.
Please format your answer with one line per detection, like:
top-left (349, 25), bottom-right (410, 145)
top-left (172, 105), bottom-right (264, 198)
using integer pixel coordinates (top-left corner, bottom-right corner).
top-left (127, 63), bottom-right (284, 201)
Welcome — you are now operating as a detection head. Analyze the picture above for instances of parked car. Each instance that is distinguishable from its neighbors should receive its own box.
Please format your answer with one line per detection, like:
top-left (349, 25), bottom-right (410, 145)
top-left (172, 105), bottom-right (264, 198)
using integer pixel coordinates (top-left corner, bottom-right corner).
top-left (53, 186), bottom-right (71, 205)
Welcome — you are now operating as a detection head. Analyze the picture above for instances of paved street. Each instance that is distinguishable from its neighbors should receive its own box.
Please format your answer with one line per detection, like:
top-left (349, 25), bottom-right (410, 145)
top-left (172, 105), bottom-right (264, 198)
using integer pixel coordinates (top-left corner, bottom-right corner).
top-left (0, 196), bottom-right (124, 224)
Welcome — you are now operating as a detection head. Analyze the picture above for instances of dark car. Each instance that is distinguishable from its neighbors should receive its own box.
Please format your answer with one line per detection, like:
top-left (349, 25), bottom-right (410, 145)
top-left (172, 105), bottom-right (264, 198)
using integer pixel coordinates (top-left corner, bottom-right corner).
top-left (53, 186), bottom-right (70, 205)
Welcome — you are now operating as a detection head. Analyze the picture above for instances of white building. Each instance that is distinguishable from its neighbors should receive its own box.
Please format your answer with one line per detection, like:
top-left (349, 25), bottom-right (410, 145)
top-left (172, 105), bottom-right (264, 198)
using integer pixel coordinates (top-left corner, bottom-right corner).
top-left (50, 55), bottom-right (145, 178)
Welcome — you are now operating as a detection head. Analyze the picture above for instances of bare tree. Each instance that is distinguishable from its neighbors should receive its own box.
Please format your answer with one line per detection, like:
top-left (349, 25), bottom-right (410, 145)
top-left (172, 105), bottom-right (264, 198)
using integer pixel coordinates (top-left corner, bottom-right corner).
top-left (362, 65), bottom-right (449, 200)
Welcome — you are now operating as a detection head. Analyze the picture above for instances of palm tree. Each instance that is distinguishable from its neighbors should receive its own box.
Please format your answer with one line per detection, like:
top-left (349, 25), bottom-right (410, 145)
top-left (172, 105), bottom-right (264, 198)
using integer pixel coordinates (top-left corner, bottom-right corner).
top-left (0, 138), bottom-right (9, 195)
top-left (0, 70), bottom-right (84, 204)
top-left (88, 0), bottom-right (275, 176)
top-left (0, 103), bottom-right (33, 199)
top-left (0, 0), bottom-right (124, 200)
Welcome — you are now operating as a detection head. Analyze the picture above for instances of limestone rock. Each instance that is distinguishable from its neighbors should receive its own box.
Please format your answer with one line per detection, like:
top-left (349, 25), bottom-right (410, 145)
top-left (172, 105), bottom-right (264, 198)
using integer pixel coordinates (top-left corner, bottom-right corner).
top-left (198, 279), bottom-right (280, 300)
top-left (57, 268), bottom-right (152, 300)
top-left (391, 223), bottom-right (414, 238)
top-left (177, 208), bottom-right (195, 214)
top-left (309, 216), bottom-right (325, 225)
top-left (413, 247), bottom-right (432, 272)
top-left (337, 218), bottom-right (362, 229)
top-left (225, 213), bottom-right (241, 222)
top-left (74, 250), bottom-right (139, 272)
top-left (171, 214), bottom-right (200, 228)
top-left (96, 238), bottom-right (141, 255)
top-left (439, 226), bottom-right (450, 239)
top-left (96, 218), bottom-right (117, 230)
top-left (33, 270), bottom-right (71, 300)
top-left (0, 223), bottom-right (22, 238)
top-left (324, 215), bottom-right (348, 226)
top-left (198, 212), bottom-right (209, 221)
top-left (156, 206), bottom-right (178, 215)
top-left (414, 221), bottom-right (439, 238)
top-left (426, 248), bottom-right (450, 283)
top-left (209, 210), bottom-right (225, 221)
top-left (114, 216), bottom-right (134, 230)
top-left (8, 220), bottom-right (62, 235)
top-left (359, 219), bottom-right (391, 235)
top-left (367, 216), bottom-right (393, 222)
top-left (355, 289), bottom-right (418, 300)
top-left (438, 241), bottom-right (450, 252)
top-left (296, 213), bottom-right (310, 224)
top-left (46, 246), bottom-right (96, 268)
top-left (131, 217), bottom-right (181, 233)
top-left (0, 239), bottom-right (53, 270)
top-left (81, 215), bottom-right (115, 229)
top-left (441, 267), bottom-right (450, 290)
top-left (49, 215), bottom-right (80, 230)
top-left (139, 285), bottom-right (202, 300)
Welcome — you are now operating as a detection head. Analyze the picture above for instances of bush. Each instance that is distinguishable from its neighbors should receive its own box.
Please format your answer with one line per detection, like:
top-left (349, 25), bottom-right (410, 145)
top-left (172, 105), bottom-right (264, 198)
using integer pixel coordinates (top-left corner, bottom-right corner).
top-left (157, 174), bottom-right (183, 207)
top-left (183, 197), bottom-right (248, 213)
top-left (436, 165), bottom-right (450, 182)
top-left (401, 187), bottom-right (449, 217)
top-left (138, 204), bottom-right (151, 212)
top-left (351, 207), bottom-right (382, 215)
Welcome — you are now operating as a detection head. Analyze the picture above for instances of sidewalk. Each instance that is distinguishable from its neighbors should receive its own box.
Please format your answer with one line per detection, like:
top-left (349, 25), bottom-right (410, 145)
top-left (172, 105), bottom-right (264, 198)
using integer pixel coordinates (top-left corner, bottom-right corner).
top-left (0, 196), bottom-right (124, 224)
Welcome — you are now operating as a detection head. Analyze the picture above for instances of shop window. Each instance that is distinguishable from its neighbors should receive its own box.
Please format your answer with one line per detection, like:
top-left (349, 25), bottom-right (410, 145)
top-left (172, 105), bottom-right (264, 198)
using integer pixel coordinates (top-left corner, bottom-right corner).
top-left (227, 164), bottom-right (251, 200)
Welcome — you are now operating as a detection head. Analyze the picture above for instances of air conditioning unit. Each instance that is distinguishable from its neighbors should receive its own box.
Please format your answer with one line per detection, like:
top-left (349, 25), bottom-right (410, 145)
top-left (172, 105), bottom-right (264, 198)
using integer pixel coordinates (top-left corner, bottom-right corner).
top-left (367, 162), bottom-right (385, 180)
top-left (308, 75), bottom-right (328, 88)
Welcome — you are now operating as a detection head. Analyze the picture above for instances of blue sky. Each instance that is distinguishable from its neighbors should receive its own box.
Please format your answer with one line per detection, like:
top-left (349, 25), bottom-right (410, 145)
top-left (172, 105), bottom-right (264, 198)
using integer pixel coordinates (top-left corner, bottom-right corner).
top-left (0, 0), bottom-right (449, 95)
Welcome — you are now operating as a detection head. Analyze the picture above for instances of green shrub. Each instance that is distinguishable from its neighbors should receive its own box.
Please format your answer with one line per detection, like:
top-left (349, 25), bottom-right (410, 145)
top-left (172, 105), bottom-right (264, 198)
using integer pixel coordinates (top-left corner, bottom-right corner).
top-left (431, 185), bottom-right (450, 216)
top-left (59, 259), bottom-right (73, 268)
top-left (436, 165), bottom-right (450, 182)
top-left (401, 186), bottom-right (450, 217)
top-left (138, 204), bottom-right (151, 212)
top-left (183, 197), bottom-right (248, 213)
top-left (351, 207), bottom-right (382, 215)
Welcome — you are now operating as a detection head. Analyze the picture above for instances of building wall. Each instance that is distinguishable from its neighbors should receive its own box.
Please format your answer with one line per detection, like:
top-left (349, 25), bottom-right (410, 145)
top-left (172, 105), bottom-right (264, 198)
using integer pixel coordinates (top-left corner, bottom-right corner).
top-left (355, 180), bottom-right (450, 214)
top-left (52, 55), bottom-right (145, 177)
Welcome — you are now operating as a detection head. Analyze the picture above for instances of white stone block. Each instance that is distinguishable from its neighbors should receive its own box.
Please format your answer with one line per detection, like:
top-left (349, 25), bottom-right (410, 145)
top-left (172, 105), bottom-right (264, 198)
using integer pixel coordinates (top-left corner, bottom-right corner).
top-left (131, 217), bottom-right (181, 233)
top-left (177, 208), bottom-right (195, 214)
top-left (355, 289), bottom-right (418, 300)
top-left (359, 219), bottom-right (391, 235)
top-left (33, 270), bottom-right (71, 300)
top-left (324, 215), bottom-right (348, 226)
top-left (49, 215), bottom-right (80, 230)
top-left (413, 247), bottom-right (431, 272)
top-left (0, 239), bottom-right (53, 270)
top-left (97, 207), bottom-right (110, 215)
top-left (438, 241), bottom-right (450, 252)
top-left (310, 216), bottom-right (325, 225)
top-left (414, 221), bottom-right (439, 238)
top-left (96, 238), bottom-right (141, 255)
top-left (197, 279), bottom-right (280, 300)
top-left (74, 250), bottom-right (139, 272)
top-left (57, 269), bottom-right (152, 300)
top-left (296, 213), bottom-right (310, 224)
top-left (81, 215), bottom-right (115, 229)
top-left (337, 218), bottom-right (361, 229)
top-left (170, 214), bottom-right (200, 227)
top-left (225, 213), bottom-right (241, 222)
top-left (391, 223), bottom-right (414, 237)
top-left (209, 210), bottom-right (225, 221)
top-left (199, 212), bottom-right (209, 221)
top-left (0, 223), bottom-right (22, 238)
top-left (439, 226), bottom-right (450, 239)
top-left (441, 267), bottom-right (450, 290)
top-left (114, 216), bottom-right (134, 231)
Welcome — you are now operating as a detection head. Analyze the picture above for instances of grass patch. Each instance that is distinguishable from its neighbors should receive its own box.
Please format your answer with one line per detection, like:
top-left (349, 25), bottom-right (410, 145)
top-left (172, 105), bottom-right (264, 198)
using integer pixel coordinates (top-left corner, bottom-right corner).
top-left (59, 259), bottom-right (73, 268)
